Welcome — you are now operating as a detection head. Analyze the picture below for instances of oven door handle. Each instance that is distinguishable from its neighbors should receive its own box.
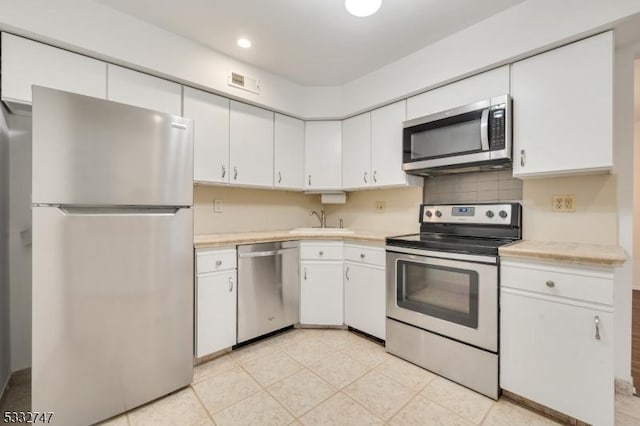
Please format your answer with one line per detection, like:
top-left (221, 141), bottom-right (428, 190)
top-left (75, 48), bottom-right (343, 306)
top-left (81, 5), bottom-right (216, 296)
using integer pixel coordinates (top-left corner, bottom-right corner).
top-left (385, 245), bottom-right (497, 265)
top-left (480, 109), bottom-right (490, 151)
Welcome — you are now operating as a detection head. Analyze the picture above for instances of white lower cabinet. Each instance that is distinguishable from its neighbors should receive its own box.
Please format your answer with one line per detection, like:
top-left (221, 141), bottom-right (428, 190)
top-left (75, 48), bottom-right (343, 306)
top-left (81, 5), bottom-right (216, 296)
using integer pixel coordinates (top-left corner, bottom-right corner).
top-left (344, 263), bottom-right (385, 339)
top-left (196, 248), bottom-right (237, 358)
top-left (500, 259), bottom-right (614, 426)
top-left (299, 241), bottom-right (344, 326)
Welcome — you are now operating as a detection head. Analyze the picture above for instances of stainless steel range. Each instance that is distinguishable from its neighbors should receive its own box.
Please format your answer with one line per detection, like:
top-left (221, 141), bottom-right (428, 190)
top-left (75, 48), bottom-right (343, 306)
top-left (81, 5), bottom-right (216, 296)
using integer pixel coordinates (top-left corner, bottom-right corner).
top-left (385, 202), bottom-right (521, 399)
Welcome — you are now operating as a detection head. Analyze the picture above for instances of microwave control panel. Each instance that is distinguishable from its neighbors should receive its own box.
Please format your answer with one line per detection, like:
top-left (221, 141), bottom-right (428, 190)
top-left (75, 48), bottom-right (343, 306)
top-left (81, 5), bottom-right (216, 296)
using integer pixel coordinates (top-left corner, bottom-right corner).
top-left (488, 106), bottom-right (506, 151)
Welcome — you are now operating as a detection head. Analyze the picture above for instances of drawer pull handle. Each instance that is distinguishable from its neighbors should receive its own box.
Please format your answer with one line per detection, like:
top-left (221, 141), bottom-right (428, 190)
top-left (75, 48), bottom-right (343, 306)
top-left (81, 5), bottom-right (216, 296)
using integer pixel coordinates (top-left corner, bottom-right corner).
top-left (304, 268), bottom-right (307, 280)
top-left (345, 267), bottom-right (350, 280)
top-left (364, 171), bottom-right (368, 183)
top-left (545, 280), bottom-right (555, 288)
top-left (594, 316), bottom-right (601, 340)
top-left (228, 277), bottom-right (233, 292)
top-left (233, 166), bottom-right (238, 180)
top-left (319, 251), bottom-right (324, 256)
top-left (215, 260), bottom-right (222, 267)
top-left (360, 253), bottom-right (366, 259)
top-left (221, 165), bottom-right (226, 178)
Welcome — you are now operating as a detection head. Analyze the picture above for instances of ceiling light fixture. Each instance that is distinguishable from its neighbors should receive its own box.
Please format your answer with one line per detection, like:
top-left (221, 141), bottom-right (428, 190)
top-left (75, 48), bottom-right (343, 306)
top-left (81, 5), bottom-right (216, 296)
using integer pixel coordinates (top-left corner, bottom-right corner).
top-left (237, 38), bottom-right (252, 48)
top-left (345, 0), bottom-right (382, 17)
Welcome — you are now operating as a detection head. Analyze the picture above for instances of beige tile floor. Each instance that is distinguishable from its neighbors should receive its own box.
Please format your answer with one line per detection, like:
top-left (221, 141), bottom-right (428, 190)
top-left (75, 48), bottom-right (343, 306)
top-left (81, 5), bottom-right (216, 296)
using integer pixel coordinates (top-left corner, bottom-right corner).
top-left (2, 328), bottom-right (640, 425)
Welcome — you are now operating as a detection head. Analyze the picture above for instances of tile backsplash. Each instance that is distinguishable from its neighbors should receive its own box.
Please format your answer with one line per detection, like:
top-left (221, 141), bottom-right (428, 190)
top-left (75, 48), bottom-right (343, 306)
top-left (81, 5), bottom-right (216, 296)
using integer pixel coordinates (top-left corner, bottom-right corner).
top-left (423, 169), bottom-right (522, 203)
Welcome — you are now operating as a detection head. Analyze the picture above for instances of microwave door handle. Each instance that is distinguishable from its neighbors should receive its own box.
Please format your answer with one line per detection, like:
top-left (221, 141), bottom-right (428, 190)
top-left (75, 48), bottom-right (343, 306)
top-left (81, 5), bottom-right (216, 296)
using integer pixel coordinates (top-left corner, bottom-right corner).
top-left (480, 109), bottom-right (490, 151)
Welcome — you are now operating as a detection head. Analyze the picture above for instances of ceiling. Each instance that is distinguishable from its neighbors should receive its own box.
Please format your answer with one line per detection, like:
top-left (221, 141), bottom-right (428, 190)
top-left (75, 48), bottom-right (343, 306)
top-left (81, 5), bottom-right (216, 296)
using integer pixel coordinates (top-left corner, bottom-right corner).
top-left (95, 0), bottom-right (525, 86)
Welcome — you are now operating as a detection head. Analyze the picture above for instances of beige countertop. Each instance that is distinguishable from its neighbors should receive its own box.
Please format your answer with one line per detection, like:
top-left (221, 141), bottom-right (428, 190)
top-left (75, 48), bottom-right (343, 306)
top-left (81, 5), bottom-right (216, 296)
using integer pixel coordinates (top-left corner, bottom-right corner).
top-left (499, 240), bottom-right (627, 267)
top-left (194, 229), bottom-right (405, 249)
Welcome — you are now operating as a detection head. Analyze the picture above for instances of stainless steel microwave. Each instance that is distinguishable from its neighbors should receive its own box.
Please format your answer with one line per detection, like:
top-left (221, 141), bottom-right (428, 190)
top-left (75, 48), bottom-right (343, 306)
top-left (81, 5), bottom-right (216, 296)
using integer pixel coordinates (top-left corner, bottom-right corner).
top-left (402, 95), bottom-right (512, 175)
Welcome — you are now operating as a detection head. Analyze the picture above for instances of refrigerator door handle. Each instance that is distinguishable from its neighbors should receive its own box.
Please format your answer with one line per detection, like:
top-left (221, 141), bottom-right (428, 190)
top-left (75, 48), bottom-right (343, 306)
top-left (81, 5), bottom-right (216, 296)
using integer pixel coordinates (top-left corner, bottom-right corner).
top-left (58, 206), bottom-right (184, 216)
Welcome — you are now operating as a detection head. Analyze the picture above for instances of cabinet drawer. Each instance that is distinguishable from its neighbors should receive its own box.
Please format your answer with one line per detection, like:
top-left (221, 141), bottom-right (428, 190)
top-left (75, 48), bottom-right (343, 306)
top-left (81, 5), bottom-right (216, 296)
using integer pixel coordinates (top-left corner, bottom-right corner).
top-left (197, 248), bottom-right (237, 274)
top-left (344, 244), bottom-right (385, 267)
top-left (300, 242), bottom-right (343, 260)
top-left (501, 263), bottom-right (613, 306)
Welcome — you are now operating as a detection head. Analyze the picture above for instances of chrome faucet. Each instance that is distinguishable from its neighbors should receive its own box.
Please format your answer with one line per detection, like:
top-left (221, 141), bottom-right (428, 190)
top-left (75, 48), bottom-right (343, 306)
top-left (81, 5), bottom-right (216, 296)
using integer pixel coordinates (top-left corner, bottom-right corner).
top-left (309, 209), bottom-right (326, 228)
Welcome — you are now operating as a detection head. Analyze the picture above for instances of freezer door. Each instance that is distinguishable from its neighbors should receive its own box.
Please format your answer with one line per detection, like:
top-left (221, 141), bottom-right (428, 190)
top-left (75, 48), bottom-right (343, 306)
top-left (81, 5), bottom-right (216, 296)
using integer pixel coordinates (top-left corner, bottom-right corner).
top-left (32, 86), bottom-right (193, 206)
top-left (32, 206), bottom-right (194, 426)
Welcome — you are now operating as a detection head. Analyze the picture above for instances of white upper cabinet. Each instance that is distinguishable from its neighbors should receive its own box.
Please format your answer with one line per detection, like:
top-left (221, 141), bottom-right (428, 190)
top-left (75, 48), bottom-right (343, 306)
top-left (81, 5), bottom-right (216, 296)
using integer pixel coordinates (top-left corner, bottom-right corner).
top-left (107, 65), bottom-right (182, 116)
top-left (274, 113), bottom-right (304, 190)
top-left (304, 121), bottom-right (342, 190)
top-left (511, 32), bottom-right (613, 178)
top-left (229, 100), bottom-right (274, 188)
top-left (183, 87), bottom-right (230, 184)
top-left (342, 113), bottom-right (372, 189)
top-left (407, 66), bottom-right (510, 120)
top-left (371, 100), bottom-right (420, 187)
top-left (1, 33), bottom-right (106, 111)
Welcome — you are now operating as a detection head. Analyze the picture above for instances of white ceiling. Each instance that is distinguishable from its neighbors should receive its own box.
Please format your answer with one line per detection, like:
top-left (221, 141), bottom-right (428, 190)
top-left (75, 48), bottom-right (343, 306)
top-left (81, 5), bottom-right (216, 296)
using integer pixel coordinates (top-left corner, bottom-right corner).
top-left (95, 0), bottom-right (525, 86)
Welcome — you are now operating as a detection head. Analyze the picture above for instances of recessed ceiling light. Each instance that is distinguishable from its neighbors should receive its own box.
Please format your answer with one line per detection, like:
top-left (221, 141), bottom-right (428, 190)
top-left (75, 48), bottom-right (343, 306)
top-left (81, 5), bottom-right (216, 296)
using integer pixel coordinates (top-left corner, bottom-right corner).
top-left (237, 38), bottom-right (252, 48)
top-left (345, 0), bottom-right (382, 17)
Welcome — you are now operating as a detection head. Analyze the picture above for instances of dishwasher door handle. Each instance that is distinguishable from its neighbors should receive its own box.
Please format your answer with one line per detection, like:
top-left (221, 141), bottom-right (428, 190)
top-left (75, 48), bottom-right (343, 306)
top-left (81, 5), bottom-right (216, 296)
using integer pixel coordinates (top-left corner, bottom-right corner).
top-left (238, 248), bottom-right (295, 258)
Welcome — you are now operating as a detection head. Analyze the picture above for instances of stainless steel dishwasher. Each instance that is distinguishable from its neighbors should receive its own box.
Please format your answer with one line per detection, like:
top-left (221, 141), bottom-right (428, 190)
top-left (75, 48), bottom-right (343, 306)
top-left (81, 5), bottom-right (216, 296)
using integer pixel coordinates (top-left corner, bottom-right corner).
top-left (237, 241), bottom-right (300, 343)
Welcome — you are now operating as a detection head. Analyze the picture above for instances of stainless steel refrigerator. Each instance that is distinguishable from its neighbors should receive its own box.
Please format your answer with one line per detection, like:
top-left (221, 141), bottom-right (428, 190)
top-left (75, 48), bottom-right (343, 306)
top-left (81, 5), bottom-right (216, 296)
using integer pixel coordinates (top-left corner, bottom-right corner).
top-left (31, 86), bottom-right (194, 426)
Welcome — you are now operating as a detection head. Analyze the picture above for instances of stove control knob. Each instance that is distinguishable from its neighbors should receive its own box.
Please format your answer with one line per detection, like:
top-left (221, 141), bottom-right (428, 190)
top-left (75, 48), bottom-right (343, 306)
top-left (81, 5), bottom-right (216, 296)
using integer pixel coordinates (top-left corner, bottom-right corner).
top-left (435, 210), bottom-right (442, 218)
top-left (426, 210), bottom-right (433, 218)
top-left (499, 210), bottom-right (508, 219)
top-left (486, 210), bottom-right (494, 218)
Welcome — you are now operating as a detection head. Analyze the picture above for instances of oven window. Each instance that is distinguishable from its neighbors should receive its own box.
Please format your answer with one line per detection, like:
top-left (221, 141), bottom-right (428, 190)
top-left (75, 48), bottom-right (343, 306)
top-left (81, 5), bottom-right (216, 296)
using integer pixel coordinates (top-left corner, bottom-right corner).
top-left (396, 260), bottom-right (479, 328)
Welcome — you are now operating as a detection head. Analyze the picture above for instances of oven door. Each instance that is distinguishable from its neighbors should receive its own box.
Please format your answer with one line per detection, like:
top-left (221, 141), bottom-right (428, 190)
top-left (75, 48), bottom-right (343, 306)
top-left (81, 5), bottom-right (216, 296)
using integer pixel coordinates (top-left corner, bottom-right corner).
top-left (386, 248), bottom-right (498, 352)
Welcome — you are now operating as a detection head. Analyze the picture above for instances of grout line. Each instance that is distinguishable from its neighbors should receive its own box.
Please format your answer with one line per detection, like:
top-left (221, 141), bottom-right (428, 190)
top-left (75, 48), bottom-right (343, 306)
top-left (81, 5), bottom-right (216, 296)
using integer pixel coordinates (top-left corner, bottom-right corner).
top-left (189, 385), bottom-right (217, 426)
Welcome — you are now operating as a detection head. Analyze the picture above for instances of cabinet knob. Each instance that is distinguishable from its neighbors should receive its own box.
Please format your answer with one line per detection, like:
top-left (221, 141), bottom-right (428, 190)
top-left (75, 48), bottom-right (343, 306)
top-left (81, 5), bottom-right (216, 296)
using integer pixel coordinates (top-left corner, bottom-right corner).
top-left (319, 251), bottom-right (324, 256)
top-left (345, 267), bottom-right (350, 280)
top-left (215, 260), bottom-right (222, 267)
top-left (364, 171), bottom-right (368, 183)
top-left (228, 277), bottom-right (233, 292)
top-left (545, 280), bottom-right (555, 288)
top-left (360, 253), bottom-right (366, 259)
top-left (373, 170), bottom-right (377, 183)
top-left (520, 149), bottom-right (526, 168)
top-left (278, 171), bottom-right (282, 184)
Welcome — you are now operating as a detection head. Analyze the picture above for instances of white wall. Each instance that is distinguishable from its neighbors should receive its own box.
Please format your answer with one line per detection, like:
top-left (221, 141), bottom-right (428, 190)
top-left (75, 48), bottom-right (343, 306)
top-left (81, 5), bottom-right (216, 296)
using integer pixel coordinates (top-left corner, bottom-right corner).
top-left (0, 107), bottom-right (11, 393)
top-left (634, 60), bottom-right (640, 291)
top-left (7, 115), bottom-right (32, 371)
top-left (1, 0), bottom-right (640, 119)
top-left (612, 39), bottom-right (640, 383)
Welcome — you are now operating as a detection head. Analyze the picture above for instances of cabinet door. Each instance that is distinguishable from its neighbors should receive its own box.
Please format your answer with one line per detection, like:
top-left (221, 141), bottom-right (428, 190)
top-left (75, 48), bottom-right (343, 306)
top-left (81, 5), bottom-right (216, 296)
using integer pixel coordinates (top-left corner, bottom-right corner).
top-left (196, 270), bottom-right (237, 358)
top-left (183, 87), bottom-right (230, 184)
top-left (406, 66), bottom-right (509, 120)
top-left (342, 113), bottom-right (371, 189)
top-left (511, 32), bottom-right (613, 177)
top-left (274, 113), bottom-right (304, 189)
top-left (371, 100), bottom-right (409, 187)
top-left (1, 33), bottom-right (107, 109)
top-left (300, 261), bottom-right (343, 326)
top-left (107, 65), bottom-right (181, 116)
top-left (229, 101), bottom-right (274, 187)
top-left (304, 121), bottom-right (342, 190)
top-left (501, 290), bottom-right (613, 426)
top-left (344, 263), bottom-right (385, 340)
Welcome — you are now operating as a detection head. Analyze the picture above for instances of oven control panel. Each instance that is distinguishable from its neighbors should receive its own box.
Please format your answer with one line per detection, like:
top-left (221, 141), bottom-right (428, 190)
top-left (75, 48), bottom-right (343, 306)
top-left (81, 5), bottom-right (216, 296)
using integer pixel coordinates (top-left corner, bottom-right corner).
top-left (421, 203), bottom-right (517, 225)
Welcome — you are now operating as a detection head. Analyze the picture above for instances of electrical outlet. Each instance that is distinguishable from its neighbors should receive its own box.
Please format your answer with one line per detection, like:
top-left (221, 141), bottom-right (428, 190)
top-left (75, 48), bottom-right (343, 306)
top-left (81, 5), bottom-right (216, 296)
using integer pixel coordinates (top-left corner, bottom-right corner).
top-left (552, 195), bottom-right (576, 212)
top-left (375, 201), bottom-right (386, 214)
top-left (213, 200), bottom-right (223, 213)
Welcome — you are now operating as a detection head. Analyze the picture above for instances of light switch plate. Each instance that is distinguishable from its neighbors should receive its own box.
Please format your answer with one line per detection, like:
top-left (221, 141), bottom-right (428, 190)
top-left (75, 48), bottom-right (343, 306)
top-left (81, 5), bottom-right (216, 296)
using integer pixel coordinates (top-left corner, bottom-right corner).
top-left (375, 201), bottom-right (386, 214)
top-left (213, 200), bottom-right (223, 213)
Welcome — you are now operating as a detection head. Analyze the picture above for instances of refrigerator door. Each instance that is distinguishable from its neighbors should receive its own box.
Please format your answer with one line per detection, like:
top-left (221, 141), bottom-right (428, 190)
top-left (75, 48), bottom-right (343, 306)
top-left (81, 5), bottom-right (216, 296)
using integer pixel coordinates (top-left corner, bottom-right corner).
top-left (32, 206), bottom-right (194, 426)
top-left (32, 86), bottom-right (193, 206)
